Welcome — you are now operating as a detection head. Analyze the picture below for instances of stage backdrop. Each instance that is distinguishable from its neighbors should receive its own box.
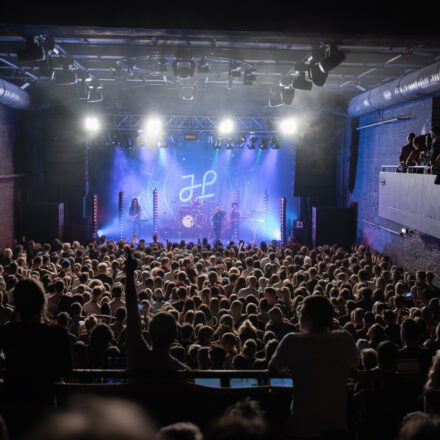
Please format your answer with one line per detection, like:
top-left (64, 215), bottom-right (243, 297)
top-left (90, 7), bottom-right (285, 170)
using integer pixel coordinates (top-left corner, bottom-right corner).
top-left (95, 137), bottom-right (297, 243)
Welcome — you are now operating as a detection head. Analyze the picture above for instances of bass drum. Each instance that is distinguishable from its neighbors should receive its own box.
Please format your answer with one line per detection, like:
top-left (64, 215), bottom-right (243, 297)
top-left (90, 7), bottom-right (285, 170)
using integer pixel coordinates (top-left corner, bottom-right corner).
top-left (182, 215), bottom-right (195, 228)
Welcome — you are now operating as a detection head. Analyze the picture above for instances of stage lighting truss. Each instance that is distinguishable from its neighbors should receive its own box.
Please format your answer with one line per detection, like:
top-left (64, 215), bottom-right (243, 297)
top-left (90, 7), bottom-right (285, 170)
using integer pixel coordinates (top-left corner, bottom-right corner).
top-left (117, 55), bottom-right (168, 78)
top-left (102, 115), bottom-right (281, 149)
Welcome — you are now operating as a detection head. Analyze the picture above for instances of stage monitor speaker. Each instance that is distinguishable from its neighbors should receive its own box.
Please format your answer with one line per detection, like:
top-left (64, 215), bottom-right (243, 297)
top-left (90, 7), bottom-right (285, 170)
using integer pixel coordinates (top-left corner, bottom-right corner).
top-left (312, 206), bottom-right (356, 250)
top-left (24, 203), bottom-right (64, 243)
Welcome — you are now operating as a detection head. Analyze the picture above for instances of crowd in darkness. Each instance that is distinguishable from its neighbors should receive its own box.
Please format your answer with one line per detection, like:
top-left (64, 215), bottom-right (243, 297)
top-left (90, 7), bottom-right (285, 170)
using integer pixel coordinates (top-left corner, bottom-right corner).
top-left (398, 126), bottom-right (440, 174)
top-left (2, 235), bottom-right (440, 439)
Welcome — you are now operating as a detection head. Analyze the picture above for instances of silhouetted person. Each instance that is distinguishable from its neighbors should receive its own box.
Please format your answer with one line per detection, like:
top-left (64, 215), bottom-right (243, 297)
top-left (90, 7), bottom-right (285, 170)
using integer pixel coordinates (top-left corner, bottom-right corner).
top-left (269, 295), bottom-right (358, 439)
top-left (125, 249), bottom-right (187, 373)
top-left (0, 279), bottom-right (72, 437)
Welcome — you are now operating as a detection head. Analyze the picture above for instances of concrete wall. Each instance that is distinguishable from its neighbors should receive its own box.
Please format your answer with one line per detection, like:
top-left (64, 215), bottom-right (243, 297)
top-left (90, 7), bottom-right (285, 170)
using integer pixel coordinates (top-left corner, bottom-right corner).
top-left (340, 95), bottom-right (440, 278)
top-left (0, 104), bottom-right (16, 250)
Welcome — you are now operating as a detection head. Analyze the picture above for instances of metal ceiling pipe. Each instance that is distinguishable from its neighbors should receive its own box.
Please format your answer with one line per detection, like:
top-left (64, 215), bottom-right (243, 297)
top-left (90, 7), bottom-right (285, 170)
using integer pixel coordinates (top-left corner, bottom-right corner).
top-left (348, 60), bottom-right (440, 117)
top-left (0, 79), bottom-right (30, 109)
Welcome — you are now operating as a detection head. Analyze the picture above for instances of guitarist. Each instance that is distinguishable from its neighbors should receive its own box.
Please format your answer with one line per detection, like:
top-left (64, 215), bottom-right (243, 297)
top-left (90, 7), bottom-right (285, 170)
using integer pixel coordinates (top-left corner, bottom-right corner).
top-left (228, 202), bottom-right (244, 242)
top-left (129, 198), bottom-right (142, 241)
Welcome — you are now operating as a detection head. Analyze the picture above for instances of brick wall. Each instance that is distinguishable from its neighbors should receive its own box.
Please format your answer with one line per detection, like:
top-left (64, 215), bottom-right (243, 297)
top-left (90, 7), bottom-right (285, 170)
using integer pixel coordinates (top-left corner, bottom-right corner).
top-left (341, 96), bottom-right (440, 278)
top-left (0, 104), bottom-right (16, 250)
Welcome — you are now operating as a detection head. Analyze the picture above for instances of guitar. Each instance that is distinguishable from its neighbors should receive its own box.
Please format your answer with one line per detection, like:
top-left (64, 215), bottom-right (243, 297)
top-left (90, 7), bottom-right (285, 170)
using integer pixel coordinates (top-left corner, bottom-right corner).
top-left (227, 210), bottom-right (254, 229)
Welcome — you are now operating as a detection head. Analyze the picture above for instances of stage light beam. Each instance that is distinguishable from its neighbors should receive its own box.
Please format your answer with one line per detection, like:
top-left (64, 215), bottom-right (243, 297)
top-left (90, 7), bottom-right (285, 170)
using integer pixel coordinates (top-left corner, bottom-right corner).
top-left (280, 118), bottom-right (298, 136)
top-left (143, 117), bottom-right (163, 139)
top-left (84, 116), bottom-right (100, 132)
top-left (218, 119), bottom-right (234, 135)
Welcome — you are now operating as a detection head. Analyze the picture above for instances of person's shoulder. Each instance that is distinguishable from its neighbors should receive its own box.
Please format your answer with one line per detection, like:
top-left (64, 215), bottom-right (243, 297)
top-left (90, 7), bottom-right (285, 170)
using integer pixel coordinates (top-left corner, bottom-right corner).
top-left (332, 329), bottom-right (356, 341)
top-left (279, 331), bottom-right (302, 344)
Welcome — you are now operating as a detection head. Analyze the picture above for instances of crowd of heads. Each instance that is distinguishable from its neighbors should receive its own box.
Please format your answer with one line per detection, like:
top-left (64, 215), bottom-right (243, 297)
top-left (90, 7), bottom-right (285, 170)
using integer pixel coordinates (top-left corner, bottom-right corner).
top-left (398, 126), bottom-right (440, 173)
top-left (0, 236), bottom-right (439, 375)
top-left (2, 235), bottom-right (440, 438)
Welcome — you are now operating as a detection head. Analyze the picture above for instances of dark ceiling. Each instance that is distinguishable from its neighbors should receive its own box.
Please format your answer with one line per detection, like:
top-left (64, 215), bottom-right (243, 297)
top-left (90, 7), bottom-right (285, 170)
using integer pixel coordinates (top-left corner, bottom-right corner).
top-left (2, 4), bottom-right (440, 109)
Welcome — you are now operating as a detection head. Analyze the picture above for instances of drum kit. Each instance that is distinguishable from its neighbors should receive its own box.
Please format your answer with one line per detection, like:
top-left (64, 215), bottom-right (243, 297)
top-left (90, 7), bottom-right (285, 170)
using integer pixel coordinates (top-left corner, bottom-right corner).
top-left (169, 199), bottom-right (265, 240)
top-left (174, 201), bottom-right (212, 230)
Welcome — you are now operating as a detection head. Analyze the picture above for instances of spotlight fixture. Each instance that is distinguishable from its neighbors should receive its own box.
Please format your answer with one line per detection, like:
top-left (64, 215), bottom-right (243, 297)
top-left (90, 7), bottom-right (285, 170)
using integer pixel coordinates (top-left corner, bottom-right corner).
top-left (260, 137), bottom-right (269, 150)
top-left (243, 67), bottom-right (256, 85)
top-left (248, 136), bottom-right (258, 150)
top-left (280, 76), bottom-right (293, 88)
top-left (143, 117), bottom-right (163, 139)
top-left (279, 117), bottom-right (298, 136)
top-left (52, 60), bottom-right (78, 85)
top-left (214, 137), bottom-right (223, 149)
top-left (271, 136), bottom-right (280, 149)
top-left (319, 44), bottom-right (345, 73)
top-left (39, 56), bottom-right (54, 78)
top-left (87, 83), bottom-right (104, 103)
top-left (158, 141), bottom-right (168, 148)
top-left (281, 87), bottom-right (295, 105)
top-left (218, 118), bottom-right (234, 135)
top-left (16, 37), bottom-right (46, 62)
top-left (135, 134), bottom-right (146, 147)
top-left (110, 133), bottom-right (121, 147)
top-left (197, 57), bottom-right (210, 73)
top-left (236, 136), bottom-right (246, 148)
top-left (229, 61), bottom-right (242, 78)
top-left (178, 84), bottom-right (196, 101)
top-left (308, 63), bottom-right (327, 87)
top-left (84, 116), bottom-right (100, 132)
top-left (173, 60), bottom-right (195, 80)
top-left (269, 85), bottom-right (284, 107)
top-left (291, 71), bottom-right (313, 91)
top-left (225, 138), bottom-right (234, 149)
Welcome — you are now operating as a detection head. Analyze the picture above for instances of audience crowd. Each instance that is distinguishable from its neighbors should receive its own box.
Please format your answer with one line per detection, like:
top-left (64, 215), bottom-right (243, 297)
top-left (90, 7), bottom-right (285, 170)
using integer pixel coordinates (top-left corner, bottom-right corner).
top-left (398, 126), bottom-right (440, 175)
top-left (1, 235), bottom-right (440, 439)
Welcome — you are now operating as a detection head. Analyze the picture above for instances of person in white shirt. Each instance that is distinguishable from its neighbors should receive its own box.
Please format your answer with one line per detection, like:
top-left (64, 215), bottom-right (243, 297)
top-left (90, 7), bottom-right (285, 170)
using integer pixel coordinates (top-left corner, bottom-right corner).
top-left (269, 295), bottom-right (358, 439)
top-left (83, 286), bottom-right (103, 315)
top-left (109, 283), bottom-right (125, 316)
top-left (237, 276), bottom-right (259, 298)
top-left (72, 273), bottom-right (92, 295)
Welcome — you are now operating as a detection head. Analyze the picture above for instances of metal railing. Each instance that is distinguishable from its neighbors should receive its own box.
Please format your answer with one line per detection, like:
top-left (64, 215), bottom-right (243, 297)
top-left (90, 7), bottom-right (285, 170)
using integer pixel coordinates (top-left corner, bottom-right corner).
top-left (381, 165), bottom-right (426, 172)
top-left (57, 369), bottom-right (293, 389)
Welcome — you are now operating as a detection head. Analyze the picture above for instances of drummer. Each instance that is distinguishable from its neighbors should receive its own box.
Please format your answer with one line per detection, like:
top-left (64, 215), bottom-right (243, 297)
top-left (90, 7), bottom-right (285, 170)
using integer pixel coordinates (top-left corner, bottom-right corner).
top-left (190, 192), bottom-right (202, 210)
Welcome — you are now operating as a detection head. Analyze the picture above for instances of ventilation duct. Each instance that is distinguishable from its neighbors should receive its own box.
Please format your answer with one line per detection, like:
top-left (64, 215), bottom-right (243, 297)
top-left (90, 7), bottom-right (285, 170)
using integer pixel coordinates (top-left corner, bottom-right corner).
top-left (348, 61), bottom-right (440, 117)
top-left (0, 79), bottom-right (30, 109)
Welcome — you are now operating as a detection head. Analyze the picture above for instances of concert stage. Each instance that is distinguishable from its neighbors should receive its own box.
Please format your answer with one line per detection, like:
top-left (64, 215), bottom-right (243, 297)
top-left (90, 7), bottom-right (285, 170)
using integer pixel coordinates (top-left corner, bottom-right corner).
top-left (92, 120), bottom-right (297, 245)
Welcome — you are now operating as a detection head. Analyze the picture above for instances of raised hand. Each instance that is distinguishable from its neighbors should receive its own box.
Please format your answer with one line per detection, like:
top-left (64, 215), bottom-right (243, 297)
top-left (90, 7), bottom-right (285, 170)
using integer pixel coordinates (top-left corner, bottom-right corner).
top-left (125, 247), bottom-right (138, 275)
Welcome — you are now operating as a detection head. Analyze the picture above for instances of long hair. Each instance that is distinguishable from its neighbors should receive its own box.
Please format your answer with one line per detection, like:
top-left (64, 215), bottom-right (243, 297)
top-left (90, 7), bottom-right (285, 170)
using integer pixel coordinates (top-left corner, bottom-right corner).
top-left (130, 198), bottom-right (141, 213)
top-left (425, 350), bottom-right (440, 391)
